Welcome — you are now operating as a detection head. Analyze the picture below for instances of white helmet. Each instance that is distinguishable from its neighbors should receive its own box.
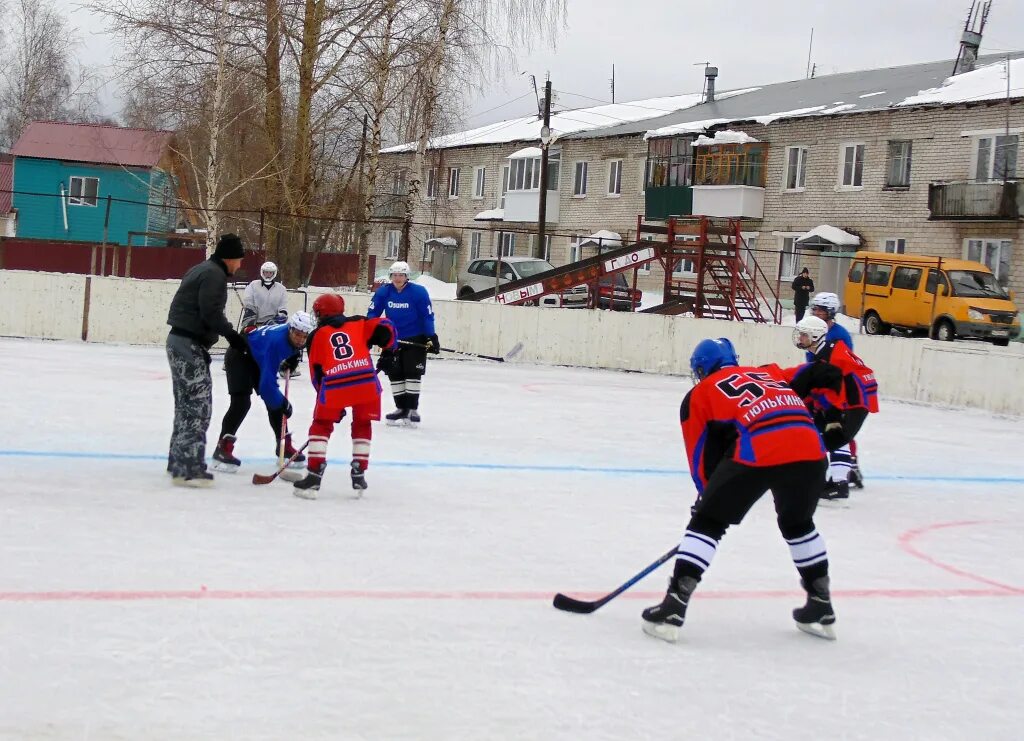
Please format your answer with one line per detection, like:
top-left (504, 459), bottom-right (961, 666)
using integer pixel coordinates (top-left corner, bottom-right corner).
top-left (288, 310), bottom-right (315, 334)
top-left (810, 292), bottom-right (841, 320)
top-left (260, 261), bottom-right (278, 284)
top-left (792, 315), bottom-right (829, 349)
top-left (389, 261), bottom-right (411, 277)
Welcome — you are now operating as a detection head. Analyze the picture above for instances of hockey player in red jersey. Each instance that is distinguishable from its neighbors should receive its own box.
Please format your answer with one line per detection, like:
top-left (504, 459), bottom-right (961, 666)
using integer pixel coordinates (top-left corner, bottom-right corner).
top-left (292, 293), bottom-right (396, 499)
top-left (642, 338), bottom-right (836, 642)
top-left (786, 316), bottom-right (879, 500)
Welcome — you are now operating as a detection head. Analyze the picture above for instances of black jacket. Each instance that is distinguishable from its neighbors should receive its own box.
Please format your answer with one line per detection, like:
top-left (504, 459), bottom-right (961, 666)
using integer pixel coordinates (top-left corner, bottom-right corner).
top-left (791, 275), bottom-right (815, 307)
top-left (166, 258), bottom-right (236, 347)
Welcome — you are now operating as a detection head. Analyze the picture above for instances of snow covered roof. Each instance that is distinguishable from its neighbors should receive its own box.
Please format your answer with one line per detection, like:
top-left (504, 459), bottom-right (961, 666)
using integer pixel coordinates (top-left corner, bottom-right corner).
top-left (692, 131), bottom-right (762, 147)
top-left (899, 57), bottom-right (1024, 106)
top-left (579, 230), bottom-right (622, 247)
top-left (507, 146), bottom-right (543, 159)
top-left (474, 208), bottom-right (504, 221)
top-left (425, 236), bottom-right (458, 247)
top-left (796, 225), bottom-right (862, 249)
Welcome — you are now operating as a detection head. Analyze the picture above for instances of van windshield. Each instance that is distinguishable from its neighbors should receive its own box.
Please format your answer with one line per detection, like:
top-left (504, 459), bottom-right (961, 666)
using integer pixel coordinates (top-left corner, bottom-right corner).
top-left (947, 270), bottom-right (1008, 299)
top-left (515, 260), bottom-right (555, 278)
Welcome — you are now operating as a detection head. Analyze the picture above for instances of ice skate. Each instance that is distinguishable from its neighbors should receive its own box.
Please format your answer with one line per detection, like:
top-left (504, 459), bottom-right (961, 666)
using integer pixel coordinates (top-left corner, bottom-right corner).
top-left (385, 408), bottom-right (409, 426)
top-left (793, 577), bottom-right (837, 640)
top-left (350, 460), bottom-right (367, 494)
top-left (641, 576), bottom-right (698, 643)
top-left (408, 410), bottom-right (420, 426)
top-left (292, 464), bottom-right (325, 500)
top-left (820, 479), bottom-right (850, 505)
top-left (849, 467), bottom-right (865, 489)
top-left (212, 434), bottom-right (241, 472)
top-left (172, 471), bottom-right (214, 489)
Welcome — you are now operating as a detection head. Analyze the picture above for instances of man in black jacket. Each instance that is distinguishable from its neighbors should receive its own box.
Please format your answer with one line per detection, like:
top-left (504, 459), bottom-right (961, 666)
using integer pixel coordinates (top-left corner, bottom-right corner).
top-left (166, 233), bottom-right (250, 487)
top-left (791, 267), bottom-right (815, 322)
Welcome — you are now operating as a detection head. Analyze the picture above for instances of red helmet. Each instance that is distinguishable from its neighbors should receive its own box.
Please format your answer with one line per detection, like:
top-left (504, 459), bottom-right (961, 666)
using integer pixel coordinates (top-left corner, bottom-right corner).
top-left (312, 293), bottom-right (345, 321)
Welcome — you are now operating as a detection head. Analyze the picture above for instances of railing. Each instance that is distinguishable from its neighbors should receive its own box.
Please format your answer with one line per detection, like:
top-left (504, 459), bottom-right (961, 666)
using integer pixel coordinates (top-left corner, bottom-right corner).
top-left (928, 180), bottom-right (1021, 220)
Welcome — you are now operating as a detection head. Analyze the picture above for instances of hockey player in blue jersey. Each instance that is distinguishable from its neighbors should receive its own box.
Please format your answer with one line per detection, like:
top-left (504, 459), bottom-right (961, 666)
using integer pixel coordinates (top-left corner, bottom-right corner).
top-left (212, 311), bottom-right (315, 471)
top-left (367, 261), bottom-right (439, 425)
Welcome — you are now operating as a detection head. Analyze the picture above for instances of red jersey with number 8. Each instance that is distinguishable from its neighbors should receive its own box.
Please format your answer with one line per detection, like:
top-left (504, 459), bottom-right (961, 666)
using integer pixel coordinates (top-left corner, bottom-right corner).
top-left (681, 364), bottom-right (826, 494)
top-left (308, 316), bottom-right (394, 408)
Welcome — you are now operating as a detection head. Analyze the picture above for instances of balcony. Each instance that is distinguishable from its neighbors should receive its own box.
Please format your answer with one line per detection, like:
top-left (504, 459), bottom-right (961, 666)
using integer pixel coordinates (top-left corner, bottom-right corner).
top-left (502, 189), bottom-right (559, 223)
top-left (691, 185), bottom-right (764, 219)
top-left (928, 180), bottom-right (1021, 220)
top-left (645, 186), bottom-right (693, 220)
top-left (690, 139), bottom-right (767, 220)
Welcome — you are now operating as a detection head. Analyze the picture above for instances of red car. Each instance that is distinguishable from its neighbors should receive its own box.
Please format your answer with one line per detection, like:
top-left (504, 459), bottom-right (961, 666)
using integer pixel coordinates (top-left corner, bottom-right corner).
top-left (596, 273), bottom-right (642, 311)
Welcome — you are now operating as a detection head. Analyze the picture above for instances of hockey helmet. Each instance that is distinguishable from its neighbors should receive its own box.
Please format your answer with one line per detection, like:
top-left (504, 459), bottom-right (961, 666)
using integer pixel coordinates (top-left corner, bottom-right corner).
top-left (809, 292), bottom-right (841, 320)
top-left (792, 316), bottom-right (829, 349)
top-left (312, 293), bottom-right (345, 321)
top-left (260, 261), bottom-right (278, 285)
top-left (389, 261), bottom-right (411, 277)
top-left (288, 311), bottom-right (315, 335)
top-left (690, 338), bottom-right (739, 381)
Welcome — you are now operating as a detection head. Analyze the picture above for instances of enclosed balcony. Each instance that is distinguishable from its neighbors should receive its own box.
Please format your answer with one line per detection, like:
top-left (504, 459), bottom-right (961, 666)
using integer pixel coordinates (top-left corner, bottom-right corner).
top-left (644, 136), bottom-right (693, 220)
top-left (928, 180), bottom-right (1021, 220)
top-left (501, 147), bottom-right (560, 223)
top-left (690, 136), bottom-right (767, 220)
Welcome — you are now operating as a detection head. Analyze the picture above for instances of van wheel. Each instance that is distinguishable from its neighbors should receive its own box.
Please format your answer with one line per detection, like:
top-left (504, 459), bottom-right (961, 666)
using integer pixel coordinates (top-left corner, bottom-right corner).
top-left (992, 338), bottom-right (1010, 347)
top-left (933, 319), bottom-right (956, 341)
top-left (458, 287), bottom-right (475, 300)
top-left (863, 311), bottom-right (889, 335)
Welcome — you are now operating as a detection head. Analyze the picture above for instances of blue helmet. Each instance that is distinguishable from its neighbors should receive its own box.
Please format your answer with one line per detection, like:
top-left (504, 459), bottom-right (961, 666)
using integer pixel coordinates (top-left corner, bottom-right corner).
top-left (690, 338), bottom-right (739, 380)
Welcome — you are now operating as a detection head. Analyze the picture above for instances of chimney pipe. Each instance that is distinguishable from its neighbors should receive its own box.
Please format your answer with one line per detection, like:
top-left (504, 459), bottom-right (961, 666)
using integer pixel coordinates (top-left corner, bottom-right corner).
top-left (704, 66), bottom-right (718, 103)
top-left (954, 30), bottom-right (982, 74)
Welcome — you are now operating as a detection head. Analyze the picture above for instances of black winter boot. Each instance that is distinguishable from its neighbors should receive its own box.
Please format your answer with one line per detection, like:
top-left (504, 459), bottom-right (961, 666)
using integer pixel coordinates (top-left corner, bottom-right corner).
top-left (641, 575), bottom-right (700, 643)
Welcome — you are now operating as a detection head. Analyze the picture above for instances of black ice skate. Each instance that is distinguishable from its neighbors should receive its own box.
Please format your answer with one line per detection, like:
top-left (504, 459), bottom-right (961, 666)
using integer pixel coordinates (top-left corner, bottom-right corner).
top-left (385, 409), bottom-right (409, 426)
top-left (408, 410), bottom-right (421, 425)
top-left (350, 460), bottom-right (368, 493)
top-left (793, 577), bottom-right (837, 640)
top-left (849, 467), bottom-right (865, 489)
top-left (172, 471), bottom-right (215, 489)
top-left (212, 435), bottom-right (241, 472)
top-left (641, 575), bottom-right (699, 643)
top-left (292, 464), bottom-right (325, 500)
top-left (821, 479), bottom-right (850, 502)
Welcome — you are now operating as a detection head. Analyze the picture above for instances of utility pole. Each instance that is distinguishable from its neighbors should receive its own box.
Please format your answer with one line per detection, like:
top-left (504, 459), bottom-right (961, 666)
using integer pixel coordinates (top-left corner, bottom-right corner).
top-left (536, 78), bottom-right (553, 260)
top-left (610, 64), bottom-right (615, 103)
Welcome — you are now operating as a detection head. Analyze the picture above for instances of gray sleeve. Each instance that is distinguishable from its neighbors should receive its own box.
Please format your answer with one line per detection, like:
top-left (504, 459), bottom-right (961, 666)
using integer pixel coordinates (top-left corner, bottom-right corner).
top-left (198, 271), bottom-right (235, 337)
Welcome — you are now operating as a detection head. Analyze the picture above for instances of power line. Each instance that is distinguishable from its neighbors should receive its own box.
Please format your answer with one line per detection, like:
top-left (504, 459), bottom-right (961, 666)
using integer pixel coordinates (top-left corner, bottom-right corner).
top-left (465, 92), bottom-right (535, 120)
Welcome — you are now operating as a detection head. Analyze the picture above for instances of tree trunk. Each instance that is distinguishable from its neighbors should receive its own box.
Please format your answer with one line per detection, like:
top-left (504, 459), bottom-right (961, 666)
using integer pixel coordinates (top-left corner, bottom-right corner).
top-left (263, 0), bottom-right (285, 262)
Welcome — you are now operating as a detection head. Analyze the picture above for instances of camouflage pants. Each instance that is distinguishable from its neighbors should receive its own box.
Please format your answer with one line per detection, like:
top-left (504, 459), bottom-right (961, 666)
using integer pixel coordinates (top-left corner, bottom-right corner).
top-left (166, 333), bottom-right (213, 478)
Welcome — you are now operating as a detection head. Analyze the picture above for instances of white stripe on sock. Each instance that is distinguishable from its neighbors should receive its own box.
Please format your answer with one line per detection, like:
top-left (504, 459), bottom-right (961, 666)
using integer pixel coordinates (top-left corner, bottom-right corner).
top-left (787, 530), bottom-right (828, 567)
top-left (676, 530), bottom-right (718, 571)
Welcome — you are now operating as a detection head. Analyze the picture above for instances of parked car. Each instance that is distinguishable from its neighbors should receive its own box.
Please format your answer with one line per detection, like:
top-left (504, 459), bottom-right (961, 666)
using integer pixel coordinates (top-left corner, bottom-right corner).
top-left (843, 251), bottom-right (1020, 346)
top-left (596, 273), bottom-right (643, 311)
top-left (457, 257), bottom-right (588, 308)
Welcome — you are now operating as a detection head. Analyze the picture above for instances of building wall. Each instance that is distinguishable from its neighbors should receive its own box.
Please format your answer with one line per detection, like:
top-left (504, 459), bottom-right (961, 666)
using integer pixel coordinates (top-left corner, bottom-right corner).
top-left (145, 168), bottom-right (178, 245)
top-left (11, 158), bottom-right (153, 245)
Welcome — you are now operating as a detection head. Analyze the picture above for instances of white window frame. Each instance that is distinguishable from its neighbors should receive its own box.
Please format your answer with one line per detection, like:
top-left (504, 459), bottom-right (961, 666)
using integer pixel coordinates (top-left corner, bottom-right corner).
top-left (637, 234), bottom-right (654, 275)
top-left (421, 235), bottom-right (432, 262)
top-left (740, 232), bottom-right (760, 276)
top-left (68, 175), bottom-right (99, 206)
top-left (448, 167), bottom-right (460, 198)
top-left (385, 230), bottom-right (401, 259)
top-left (837, 142), bottom-right (865, 190)
top-left (673, 235), bottom-right (697, 276)
top-left (532, 234), bottom-right (551, 262)
top-left (607, 159), bottom-right (622, 197)
top-left (470, 231), bottom-right (482, 260)
top-left (778, 234), bottom-right (800, 280)
top-left (883, 237), bottom-right (907, 254)
top-left (425, 167), bottom-right (438, 199)
top-left (964, 238), bottom-right (1012, 282)
top-left (783, 146), bottom-right (808, 192)
top-left (569, 234), bottom-right (582, 263)
top-left (508, 157), bottom-right (541, 192)
top-left (971, 134), bottom-right (1019, 181)
top-left (499, 232), bottom-right (516, 257)
top-left (573, 161), bottom-right (588, 197)
top-left (472, 166), bottom-right (486, 199)
top-left (500, 164), bottom-right (510, 209)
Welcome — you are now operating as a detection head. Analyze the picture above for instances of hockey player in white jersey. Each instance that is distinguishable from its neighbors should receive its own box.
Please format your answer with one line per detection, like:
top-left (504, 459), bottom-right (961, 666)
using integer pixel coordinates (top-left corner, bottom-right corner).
top-left (241, 261), bottom-right (299, 378)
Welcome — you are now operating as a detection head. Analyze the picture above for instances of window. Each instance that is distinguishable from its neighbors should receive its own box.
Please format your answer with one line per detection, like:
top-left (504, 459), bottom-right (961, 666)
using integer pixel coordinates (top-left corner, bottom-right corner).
top-left (892, 266), bottom-right (922, 290)
top-left (848, 262), bottom-right (864, 283)
top-left (448, 167), bottom-right (460, 198)
top-left (886, 141), bottom-right (912, 187)
top-left (780, 236), bottom-right (799, 279)
top-left (470, 259), bottom-right (496, 277)
top-left (573, 161), bottom-right (588, 196)
top-left (425, 167), bottom-right (437, 198)
top-left (974, 135), bottom-right (1018, 181)
top-left (507, 151), bottom-right (560, 193)
top-left (500, 165), bottom-right (510, 208)
top-left (68, 176), bottom-right (99, 206)
top-left (839, 143), bottom-right (865, 188)
top-left (784, 146), bottom-right (808, 191)
top-left (964, 238), bottom-right (1012, 283)
top-left (547, 151), bottom-right (561, 191)
top-left (569, 234), bottom-right (582, 263)
top-left (674, 235), bottom-right (697, 275)
top-left (528, 234), bottom-right (552, 261)
top-left (925, 269), bottom-right (949, 295)
top-left (470, 231), bottom-right (482, 260)
top-left (695, 144), bottom-right (767, 187)
top-left (864, 263), bottom-right (893, 287)
top-left (883, 238), bottom-right (907, 254)
top-left (472, 167), bottom-right (486, 199)
top-left (385, 230), bottom-right (400, 259)
top-left (741, 235), bottom-right (759, 276)
top-left (646, 137), bottom-right (694, 188)
top-left (607, 159), bottom-right (622, 196)
top-left (391, 170), bottom-right (406, 195)
top-left (421, 236), bottom-right (432, 262)
top-left (499, 232), bottom-right (515, 257)
top-left (637, 234), bottom-right (655, 275)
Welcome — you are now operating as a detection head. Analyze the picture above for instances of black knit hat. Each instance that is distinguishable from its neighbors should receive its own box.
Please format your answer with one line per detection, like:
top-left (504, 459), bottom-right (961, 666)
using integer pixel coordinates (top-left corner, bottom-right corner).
top-left (214, 233), bottom-right (245, 259)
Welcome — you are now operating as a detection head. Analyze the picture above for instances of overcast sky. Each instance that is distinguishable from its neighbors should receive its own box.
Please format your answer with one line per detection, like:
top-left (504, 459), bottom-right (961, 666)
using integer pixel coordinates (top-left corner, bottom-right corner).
top-left (60, 0), bottom-right (1024, 128)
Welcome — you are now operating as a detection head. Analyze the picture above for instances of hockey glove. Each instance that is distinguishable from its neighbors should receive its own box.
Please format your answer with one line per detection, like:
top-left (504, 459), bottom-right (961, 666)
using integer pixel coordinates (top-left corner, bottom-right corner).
top-left (277, 400), bottom-right (293, 419)
top-left (427, 334), bottom-right (441, 355)
top-left (822, 426), bottom-right (847, 452)
top-left (225, 329), bottom-right (249, 354)
top-left (376, 350), bottom-right (396, 374)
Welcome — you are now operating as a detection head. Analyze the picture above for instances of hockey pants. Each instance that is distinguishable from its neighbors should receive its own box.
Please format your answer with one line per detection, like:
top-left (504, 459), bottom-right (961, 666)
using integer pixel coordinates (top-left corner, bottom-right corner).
top-left (306, 400), bottom-right (380, 471)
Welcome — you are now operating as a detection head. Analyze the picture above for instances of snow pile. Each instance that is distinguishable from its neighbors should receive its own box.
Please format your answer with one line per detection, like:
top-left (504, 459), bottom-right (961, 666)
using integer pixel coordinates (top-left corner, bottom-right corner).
top-left (899, 58), bottom-right (1024, 107)
top-left (506, 146), bottom-right (543, 159)
top-left (426, 237), bottom-right (458, 248)
top-left (413, 274), bottom-right (457, 301)
top-left (796, 225), bottom-right (862, 247)
top-left (580, 229), bottom-right (622, 247)
top-left (692, 131), bottom-right (761, 147)
top-left (474, 208), bottom-right (504, 221)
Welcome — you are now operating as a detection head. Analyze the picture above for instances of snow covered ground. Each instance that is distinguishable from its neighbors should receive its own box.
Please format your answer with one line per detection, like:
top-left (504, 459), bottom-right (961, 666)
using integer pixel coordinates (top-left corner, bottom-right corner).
top-left (2, 338), bottom-right (1023, 740)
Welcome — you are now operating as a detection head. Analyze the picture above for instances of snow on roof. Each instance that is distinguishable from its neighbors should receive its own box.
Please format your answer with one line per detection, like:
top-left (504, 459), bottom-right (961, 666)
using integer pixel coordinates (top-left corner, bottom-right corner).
top-left (474, 208), bottom-right (504, 221)
top-left (507, 146), bottom-right (543, 159)
top-left (425, 236), bottom-right (458, 247)
top-left (898, 58), bottom-right (1024, 107)
top-left (645, 118), bottom-right (732, 139)
top-left (692, 131), bottom-right (761, 147)
top-left (381, 88), bottom-right (759, 153)
top-left (579, 230), bottom-right (622, 246)
top-left (796, 225), bottom-right (861, 247)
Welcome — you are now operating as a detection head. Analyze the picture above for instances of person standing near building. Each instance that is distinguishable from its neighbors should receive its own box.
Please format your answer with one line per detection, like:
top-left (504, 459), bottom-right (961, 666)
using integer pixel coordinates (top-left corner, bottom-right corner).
top-left (641, 338), bottom-right (835, 643)
top-left (165, 233), bottom-right (250, 487)
top-left (292, 294), bottom-right (396, 498)
top-left (791, 268), bottom-right (814, 322)
top-left (367, 261), bottom-right (439, 425)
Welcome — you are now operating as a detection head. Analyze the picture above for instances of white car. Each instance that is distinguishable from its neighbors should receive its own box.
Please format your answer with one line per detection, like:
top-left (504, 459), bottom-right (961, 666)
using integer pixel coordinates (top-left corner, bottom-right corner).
top-left (456, 257), bottom-right (588, 308)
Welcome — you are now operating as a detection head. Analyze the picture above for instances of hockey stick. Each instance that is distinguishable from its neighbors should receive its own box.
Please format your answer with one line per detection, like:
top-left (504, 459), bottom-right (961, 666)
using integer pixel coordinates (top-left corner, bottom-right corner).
top-left (397, 339), bottom-right (524, 363)
top-left (552, 547), bottom-right (678, 614)
top-left (252, 441), bottom-right (310, 485)
top-left (277, 373), bottom-right (290, 470)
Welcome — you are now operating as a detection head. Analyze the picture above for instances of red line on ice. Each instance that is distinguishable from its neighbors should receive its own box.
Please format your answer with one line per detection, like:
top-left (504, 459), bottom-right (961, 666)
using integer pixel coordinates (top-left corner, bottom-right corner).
top-left (0, 586), bottom-right (1021, 603)
top-left (897, 519), bottom-right (1024, 593)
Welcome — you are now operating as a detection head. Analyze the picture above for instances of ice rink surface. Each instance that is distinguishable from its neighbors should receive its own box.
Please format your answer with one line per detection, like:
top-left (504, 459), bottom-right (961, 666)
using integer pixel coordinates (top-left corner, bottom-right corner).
top-left (1, 337), bottom-right (1023, 740)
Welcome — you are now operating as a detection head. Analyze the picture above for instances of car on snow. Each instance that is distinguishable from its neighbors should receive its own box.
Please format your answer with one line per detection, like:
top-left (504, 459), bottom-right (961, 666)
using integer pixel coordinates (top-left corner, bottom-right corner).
top-left (456, 257), bottom-right (588, 308)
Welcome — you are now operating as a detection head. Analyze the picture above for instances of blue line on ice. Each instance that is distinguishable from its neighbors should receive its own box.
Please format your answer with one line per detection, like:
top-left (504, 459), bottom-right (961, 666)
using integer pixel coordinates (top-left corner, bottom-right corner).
top-left (2, 449), bottom-right (1023, 484)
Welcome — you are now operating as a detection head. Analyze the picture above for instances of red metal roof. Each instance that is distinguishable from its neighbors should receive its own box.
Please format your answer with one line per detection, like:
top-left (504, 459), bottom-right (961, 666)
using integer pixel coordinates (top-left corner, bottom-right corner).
top-left (0, 160), bottom-right (12, 214)
top-left (10, 121), bottom-right (174, 168)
